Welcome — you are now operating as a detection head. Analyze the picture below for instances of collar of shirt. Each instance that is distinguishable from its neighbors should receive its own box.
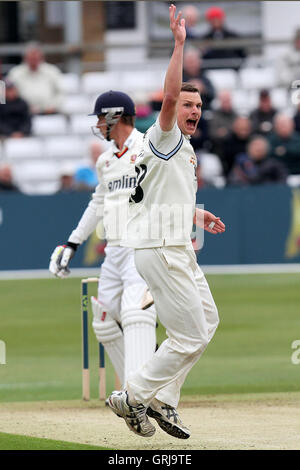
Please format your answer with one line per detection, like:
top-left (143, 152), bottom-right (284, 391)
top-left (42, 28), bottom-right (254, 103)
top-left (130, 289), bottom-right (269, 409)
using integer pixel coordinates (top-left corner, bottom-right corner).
top-left (112, 128), bottom-right (139, 157)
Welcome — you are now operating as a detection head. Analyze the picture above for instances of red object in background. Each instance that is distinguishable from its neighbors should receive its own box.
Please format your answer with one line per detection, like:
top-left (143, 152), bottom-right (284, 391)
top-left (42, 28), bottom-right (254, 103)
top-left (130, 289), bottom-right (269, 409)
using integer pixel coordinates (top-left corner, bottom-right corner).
top-left (205, 6), bottom-right (225, 21)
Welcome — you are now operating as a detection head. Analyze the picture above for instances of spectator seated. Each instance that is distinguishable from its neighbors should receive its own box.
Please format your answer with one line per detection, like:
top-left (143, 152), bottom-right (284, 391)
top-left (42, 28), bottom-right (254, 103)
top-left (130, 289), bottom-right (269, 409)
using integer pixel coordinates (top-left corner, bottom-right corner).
top-left (8, 42), bottom-right (63, 115)
top-left (268, 113), bottom-right (300, 175)
top-left (228, 135), bottom-right (287, 186)
top-left (0, 79), bottom-right (31, 138)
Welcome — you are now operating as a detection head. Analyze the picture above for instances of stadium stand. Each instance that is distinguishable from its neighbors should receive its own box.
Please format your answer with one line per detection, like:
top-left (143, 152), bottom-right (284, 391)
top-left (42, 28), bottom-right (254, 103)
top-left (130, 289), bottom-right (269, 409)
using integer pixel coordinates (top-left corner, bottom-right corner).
top-left (60, 73), bottom-right (81, 95)
top-left (60, 95), bottom-right (91, 116)
top-left (12, 161), bottom-right (60, 195)
top-left (239, 67), bottom-right (277, 91)
top-left (32, 115), bottom-right (68, 137)
top-left (122, 70), bottom-right (166, 94)
top-left (69, 114), bottom-right (96, 136)
top-left (81, 71), bottom-right (122, 95)
top-left (44, 136), bottom-right (87, 162)
top-left (206, 69), bottom-right (238, 91)
top-left (4, 137), bottom-right (44, 161)
top-left (1, 58), bottom-right (299, 193)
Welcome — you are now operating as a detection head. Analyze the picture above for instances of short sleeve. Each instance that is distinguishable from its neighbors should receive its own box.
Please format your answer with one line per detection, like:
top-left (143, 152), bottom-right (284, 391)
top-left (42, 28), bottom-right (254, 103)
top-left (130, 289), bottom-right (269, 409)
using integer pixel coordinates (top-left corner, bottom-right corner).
top-left (147, 116), bottom-right (183, 160)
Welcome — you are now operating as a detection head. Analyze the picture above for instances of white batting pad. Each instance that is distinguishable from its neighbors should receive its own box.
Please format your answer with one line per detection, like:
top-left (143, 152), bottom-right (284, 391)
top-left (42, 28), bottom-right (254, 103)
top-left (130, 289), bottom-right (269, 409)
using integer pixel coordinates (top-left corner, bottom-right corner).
top-left (91, 296), bottom-right (125, 386)
top-left (121, 286), bottom-right (157, 381)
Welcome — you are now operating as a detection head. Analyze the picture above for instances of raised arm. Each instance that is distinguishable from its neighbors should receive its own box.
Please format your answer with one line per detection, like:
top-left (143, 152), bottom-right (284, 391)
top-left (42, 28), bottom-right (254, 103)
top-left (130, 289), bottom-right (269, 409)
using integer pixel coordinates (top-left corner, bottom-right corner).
top-left (159, 4), bottom-right (186, 132)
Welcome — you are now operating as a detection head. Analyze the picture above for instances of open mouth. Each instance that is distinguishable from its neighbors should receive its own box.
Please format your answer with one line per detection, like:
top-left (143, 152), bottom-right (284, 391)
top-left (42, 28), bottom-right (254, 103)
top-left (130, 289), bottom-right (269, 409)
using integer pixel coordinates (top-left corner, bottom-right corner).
top-left (186, 119), bottom-right (198, 131)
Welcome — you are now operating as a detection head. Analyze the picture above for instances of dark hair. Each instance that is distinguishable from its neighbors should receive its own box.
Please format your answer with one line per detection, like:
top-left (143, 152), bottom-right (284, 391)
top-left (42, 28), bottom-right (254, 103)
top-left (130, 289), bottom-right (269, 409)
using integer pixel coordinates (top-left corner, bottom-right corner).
top-left (259, 89), bottom-right (270, 99)
top-left (120, 115), bottom-right (135, 126)
top-left (181, 82), bottom-right (200, 95)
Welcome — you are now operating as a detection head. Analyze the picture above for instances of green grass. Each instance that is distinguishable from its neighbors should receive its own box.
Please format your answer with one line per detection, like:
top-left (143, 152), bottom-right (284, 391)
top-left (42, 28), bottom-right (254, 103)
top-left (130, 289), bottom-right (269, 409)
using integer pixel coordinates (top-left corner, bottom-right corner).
top-left (0, 274), bottom-right (300, 402)
top-left (0, 432), bottom-right (110, 450)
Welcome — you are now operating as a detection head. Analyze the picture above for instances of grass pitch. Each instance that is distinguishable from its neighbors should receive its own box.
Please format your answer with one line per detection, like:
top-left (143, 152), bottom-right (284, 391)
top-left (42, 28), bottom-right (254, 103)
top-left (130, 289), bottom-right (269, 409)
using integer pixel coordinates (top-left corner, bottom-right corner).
top-left (0, 431), bottom-right (109, 450)
top-left (0, 273), bottom-right (300, 402)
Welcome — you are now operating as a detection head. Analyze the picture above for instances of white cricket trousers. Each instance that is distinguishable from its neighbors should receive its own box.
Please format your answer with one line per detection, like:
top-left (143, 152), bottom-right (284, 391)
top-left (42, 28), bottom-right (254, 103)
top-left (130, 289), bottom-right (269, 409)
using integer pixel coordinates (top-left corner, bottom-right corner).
top-left (127, 245), bottom-right (219, 408)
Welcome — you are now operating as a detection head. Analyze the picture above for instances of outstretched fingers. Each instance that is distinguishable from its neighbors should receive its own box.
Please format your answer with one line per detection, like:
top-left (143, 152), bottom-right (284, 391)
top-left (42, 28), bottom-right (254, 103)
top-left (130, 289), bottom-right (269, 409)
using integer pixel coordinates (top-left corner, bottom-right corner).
top-left (169, 4), bottom-right (176, 23)
top-left (169, 4), bottom-right (182, 25)
top-left (176, 10), bottom-right (182, 25)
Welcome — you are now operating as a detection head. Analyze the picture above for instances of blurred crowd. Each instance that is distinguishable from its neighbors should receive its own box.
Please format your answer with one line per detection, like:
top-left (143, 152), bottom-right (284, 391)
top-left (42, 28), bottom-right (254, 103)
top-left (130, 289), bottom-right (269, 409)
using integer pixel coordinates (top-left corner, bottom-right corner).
top-left (2, 5), bottom-right (300, 193)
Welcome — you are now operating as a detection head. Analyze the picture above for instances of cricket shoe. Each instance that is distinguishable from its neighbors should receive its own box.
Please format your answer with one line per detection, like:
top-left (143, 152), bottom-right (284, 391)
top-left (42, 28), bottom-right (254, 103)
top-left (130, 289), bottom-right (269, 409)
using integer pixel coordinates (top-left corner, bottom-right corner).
top-left (108, 390), bottom-right (156, 438)
top-left (147, 398), bottom-right (190, 439)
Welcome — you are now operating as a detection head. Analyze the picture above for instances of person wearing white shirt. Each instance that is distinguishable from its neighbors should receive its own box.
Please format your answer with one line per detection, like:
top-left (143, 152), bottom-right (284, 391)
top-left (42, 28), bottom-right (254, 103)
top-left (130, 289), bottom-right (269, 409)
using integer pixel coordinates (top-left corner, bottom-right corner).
top-left (49, 91), bottom-right (157, 391)
top-left (8, 43), bottom-right (63, 114)
top-left (108, 5), bottom-right (225, 440)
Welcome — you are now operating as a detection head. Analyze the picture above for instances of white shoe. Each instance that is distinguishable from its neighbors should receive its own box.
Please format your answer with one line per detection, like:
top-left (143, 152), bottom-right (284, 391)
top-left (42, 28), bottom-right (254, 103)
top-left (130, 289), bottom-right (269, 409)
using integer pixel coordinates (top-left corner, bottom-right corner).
top-left (108, 390), bottom-right (156, 438)
top-left (147, 398), bottom-right (190, 439)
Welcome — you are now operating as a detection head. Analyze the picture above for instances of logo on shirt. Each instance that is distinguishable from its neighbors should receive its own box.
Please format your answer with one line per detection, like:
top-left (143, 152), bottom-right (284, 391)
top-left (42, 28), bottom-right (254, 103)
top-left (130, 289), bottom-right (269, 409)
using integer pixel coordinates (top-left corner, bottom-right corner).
top-left (108, 175), bottom-right (137, 192)
top-left (190, 154), bottom-right (197, 166)
top-left (130, 154), bottom-right (137, 164)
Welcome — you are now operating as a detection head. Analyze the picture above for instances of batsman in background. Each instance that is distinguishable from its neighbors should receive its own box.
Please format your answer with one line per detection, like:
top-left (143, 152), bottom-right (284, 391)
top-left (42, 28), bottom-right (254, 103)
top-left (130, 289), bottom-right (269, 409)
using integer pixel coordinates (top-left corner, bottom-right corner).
top-left (49, 91), bottom-right (157, 387)
top-left (108, 5), bottom-right (225, 439)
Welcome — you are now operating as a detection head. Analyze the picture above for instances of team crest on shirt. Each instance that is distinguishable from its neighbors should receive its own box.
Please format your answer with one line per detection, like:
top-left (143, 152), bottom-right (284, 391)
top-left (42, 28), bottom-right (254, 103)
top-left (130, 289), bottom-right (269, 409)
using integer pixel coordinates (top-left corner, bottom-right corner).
top-left (190, 154), bottom-right (197, 166)
top-left (106, 160), bottom-right (110, 167)
top-left (130, 154), bottom-right (137, 164)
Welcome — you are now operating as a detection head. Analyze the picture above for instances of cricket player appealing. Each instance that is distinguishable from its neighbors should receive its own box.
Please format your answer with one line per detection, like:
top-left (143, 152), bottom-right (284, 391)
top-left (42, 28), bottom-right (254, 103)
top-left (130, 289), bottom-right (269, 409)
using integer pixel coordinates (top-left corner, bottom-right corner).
top-left (49, 91), bottom-right (157, 387)
top-left (107, 5), bottom-right (225, 439)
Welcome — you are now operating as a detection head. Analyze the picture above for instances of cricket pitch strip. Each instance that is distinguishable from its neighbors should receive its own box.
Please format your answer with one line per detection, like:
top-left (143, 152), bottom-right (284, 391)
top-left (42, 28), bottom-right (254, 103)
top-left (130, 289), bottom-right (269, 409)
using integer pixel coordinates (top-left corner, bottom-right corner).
top-left (0, 392), bottom-right (299, 450)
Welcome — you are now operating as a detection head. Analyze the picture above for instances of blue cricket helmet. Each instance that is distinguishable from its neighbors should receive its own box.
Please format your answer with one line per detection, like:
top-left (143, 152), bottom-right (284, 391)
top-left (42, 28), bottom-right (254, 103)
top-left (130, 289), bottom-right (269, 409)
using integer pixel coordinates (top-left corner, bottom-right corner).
top-left (89, 90), bottom-right (136, 116)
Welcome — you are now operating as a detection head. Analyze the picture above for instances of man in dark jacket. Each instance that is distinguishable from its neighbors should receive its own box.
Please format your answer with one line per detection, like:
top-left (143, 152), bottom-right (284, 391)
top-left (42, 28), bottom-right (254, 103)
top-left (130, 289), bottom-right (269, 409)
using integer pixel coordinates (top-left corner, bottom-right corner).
top-left (201, 6), bottom-right (246, 70)
top-left (228, 135), bottom-right (287, 186)
top-left (250, 89), bottom-right (277, 135)
top-left (0, 79), bottom-right (31, 138)
top-left (219, 116), bottom-right (252, 177)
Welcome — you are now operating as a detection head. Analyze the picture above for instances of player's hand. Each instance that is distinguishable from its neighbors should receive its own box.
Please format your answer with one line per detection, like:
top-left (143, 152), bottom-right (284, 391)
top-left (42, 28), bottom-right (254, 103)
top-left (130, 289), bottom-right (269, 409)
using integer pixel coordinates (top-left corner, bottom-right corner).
top-left (49, 244), bottom-right (77, 278)
top-left (194, 208), bottom-right (226, 234)
top-left (169, 4), bottom-right (186, 45)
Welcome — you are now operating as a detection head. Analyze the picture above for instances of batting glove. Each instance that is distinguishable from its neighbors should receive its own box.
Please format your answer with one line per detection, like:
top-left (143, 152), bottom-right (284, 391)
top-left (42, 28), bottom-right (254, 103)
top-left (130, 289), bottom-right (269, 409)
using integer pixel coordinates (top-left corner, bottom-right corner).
top-left (49, 242), bottom-right (78, 278)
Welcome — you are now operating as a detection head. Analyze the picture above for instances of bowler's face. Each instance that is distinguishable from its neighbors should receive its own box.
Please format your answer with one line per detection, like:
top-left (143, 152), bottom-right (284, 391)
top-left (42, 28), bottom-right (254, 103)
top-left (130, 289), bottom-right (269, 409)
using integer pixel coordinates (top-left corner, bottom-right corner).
top-left (177, 91), bottom-right (202, 136)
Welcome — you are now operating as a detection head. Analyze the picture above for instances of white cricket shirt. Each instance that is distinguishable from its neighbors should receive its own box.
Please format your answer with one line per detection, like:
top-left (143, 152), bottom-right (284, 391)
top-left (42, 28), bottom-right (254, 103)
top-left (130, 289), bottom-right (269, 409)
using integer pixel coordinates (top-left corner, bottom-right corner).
top-left (68, 128), bottom-right (144, 246)
top-left (122, 117), bottom-right (198, 248)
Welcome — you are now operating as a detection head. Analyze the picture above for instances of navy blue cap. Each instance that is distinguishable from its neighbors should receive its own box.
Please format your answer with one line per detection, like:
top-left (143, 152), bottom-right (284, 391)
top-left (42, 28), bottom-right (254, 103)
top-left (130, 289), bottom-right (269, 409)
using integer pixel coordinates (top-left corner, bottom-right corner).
top-left (89, 90), bottom-right (136, 116)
